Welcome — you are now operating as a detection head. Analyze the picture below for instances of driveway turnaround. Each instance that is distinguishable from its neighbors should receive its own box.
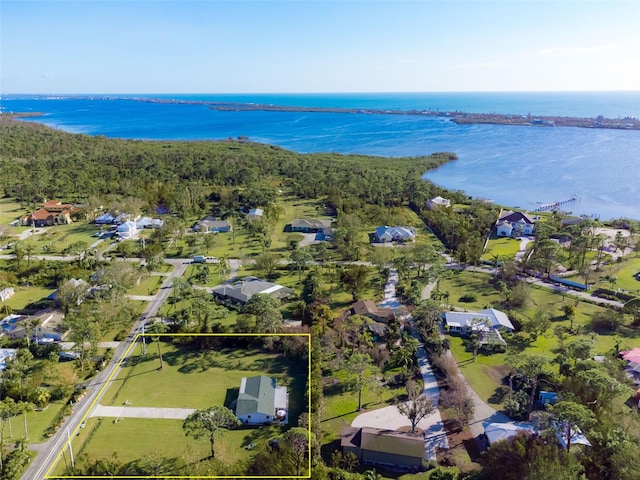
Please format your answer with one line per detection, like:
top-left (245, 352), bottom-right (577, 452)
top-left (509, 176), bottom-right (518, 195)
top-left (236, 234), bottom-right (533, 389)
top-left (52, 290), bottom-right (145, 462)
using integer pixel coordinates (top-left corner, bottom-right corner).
top-left (90, 404), bottom-right (195, 420)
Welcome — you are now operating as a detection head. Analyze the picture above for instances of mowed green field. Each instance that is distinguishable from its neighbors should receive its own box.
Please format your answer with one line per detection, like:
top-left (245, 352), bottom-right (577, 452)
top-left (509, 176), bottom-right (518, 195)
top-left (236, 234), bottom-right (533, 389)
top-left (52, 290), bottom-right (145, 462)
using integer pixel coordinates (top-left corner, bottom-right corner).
top-left (56, 416), bottom-right (281, 475)
top-left (55, 341), bottom-right (308, 474)
top-left (101, 342), bottom-right (308, 415)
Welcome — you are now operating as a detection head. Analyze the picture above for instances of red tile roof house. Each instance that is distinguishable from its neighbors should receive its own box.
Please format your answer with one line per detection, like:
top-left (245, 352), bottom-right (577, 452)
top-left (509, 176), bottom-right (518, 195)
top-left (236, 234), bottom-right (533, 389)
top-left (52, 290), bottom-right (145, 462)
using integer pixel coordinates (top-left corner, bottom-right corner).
top-left (20, 200), bottom-right (76, 227)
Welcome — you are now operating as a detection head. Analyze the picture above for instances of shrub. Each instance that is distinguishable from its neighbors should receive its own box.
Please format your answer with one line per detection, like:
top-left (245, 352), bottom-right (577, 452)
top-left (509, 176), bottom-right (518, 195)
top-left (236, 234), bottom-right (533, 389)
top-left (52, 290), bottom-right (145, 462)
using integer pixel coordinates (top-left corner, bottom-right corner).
top-left (459, 292), bottom-right (477, 303)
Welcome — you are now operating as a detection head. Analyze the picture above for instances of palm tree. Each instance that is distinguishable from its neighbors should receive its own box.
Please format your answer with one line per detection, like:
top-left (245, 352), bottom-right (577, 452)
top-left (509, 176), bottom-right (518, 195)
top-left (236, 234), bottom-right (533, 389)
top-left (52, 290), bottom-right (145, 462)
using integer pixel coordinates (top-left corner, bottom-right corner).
top-left (146, 322), bottom-right (169, 369)
top-left (17, 401), bottom-right (34, 439)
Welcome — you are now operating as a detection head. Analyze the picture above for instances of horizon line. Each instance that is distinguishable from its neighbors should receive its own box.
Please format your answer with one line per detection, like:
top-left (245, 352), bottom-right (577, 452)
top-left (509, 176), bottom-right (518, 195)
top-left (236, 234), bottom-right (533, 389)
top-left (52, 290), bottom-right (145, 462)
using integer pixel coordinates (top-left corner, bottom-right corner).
top-left (3, 89), bottom-right (640, 96)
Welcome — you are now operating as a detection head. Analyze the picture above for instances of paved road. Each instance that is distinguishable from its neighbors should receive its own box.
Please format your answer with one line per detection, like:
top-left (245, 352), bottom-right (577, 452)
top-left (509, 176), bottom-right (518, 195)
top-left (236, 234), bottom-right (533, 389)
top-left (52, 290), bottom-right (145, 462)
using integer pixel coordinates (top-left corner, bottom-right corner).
top-left (21, 259), bottom-right (189, 480)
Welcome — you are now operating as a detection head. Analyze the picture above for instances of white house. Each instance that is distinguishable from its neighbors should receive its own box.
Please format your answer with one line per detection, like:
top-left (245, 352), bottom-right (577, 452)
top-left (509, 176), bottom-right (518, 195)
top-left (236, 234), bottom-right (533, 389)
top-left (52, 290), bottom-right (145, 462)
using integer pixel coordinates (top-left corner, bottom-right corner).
top-left (496, 211), bottom-right (536, 237)
top-left (483, 422), bottom-right (536, 446)
top-left (444, 308), bottom-right (514, 333)
top-left (247, 208), bottom-right (264, 220)
top-left (235, 375), bottom-right (288, 425)
top-left (95, 213), bottom-right (116, 224)
top-left (135, 217), bottom-right (164, 229)
top-left (374, 226), bottom-right (417, 243)
top-left (116, 220), bottom-right (138, 239)
top-left (426, 196), bottom-right (451, 210)
top-left (0, 348), bottom-right (17, 371)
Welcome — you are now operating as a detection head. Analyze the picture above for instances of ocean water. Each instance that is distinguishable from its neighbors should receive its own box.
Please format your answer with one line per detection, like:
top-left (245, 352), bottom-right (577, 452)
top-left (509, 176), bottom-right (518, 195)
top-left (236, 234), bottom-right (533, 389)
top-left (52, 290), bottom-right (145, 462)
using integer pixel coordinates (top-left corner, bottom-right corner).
top-left (2, 92), bottom-right (639, 220)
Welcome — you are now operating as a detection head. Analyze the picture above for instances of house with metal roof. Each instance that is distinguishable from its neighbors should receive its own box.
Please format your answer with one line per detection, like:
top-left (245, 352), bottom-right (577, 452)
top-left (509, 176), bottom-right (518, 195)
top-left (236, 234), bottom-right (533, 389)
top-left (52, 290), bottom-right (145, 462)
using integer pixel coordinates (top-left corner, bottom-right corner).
top-left (426, 196), bottom-right (451, 210)
top-left (235, 375), bottom-right (288, 425)
top-left (247, 208), bottom-right (264, 220)
top-left (290, 218), bottom-right (332, 233)
top-left (444, 308), bottom-right (514, 333)
top-left (194, 216), bottom-right (233, 233)
top-left (211, 277), bottom-right (293, 307)
top-left (341, 426), bottom-right (425, 469)
top-left (483, 422), bottom-right (536, 446)
top-left (374, 226), bottom-right (417, 243)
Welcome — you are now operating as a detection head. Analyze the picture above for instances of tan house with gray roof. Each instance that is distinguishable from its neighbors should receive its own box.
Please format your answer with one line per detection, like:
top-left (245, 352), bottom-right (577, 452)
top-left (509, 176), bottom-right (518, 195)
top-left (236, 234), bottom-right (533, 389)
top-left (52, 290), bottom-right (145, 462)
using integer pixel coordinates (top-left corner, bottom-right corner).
top-left (341, 426), bottom-right (424, 469)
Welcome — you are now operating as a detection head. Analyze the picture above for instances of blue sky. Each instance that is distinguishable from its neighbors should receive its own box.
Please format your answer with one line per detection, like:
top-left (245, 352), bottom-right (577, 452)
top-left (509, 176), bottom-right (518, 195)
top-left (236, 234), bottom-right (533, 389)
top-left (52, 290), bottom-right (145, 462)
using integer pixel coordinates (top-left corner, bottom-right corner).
top-left (1, 0), bottom-right (639, 93)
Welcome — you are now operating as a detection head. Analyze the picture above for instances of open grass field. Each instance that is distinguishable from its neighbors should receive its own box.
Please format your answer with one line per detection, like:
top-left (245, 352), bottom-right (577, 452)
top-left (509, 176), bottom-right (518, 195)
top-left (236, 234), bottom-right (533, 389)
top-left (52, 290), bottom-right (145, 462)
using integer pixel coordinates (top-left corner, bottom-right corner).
top-left (481, 234), bottom-right (521, 261)
top-left (0, 197), bottom-right (24, 228)
top-left (52, 340), bottom-right (308, 475)
top-left (590, 255), bottom-right (640, 295)
top-left (55, 416), bottom-right (282, 475)
top-left (3, 285), bottom-right (56, 312)
top-left (126, 274), bottom-right (164, 296)
top-left (101, 342), bottom-right (308, 419)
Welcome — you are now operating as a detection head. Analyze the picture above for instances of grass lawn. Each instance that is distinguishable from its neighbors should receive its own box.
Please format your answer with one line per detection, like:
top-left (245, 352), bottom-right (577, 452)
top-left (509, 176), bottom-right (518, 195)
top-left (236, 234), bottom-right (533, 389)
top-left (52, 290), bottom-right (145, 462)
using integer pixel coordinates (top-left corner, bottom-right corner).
top-left (52, 341), bottom-right (308, 475)
top-left (3, 285), bottom-right (56, 311)
top-left (0, 400), bottom-right (69, 444)
top-left (100, 343), bottom-right (307, 420)
top-left (595, 255), bottom-right (640, 295)
top-left (440, 269), bottom-right (638, 407)
top-left (0, 198), bottom-right (24, 227)
top-left (55, 416), bottom-right (281, 475)
top-left (481, 235), bottom-right (521, 261)
top-left (127, 275), bottom-right (164, 296)
top-left (26, 222), bottom-right (98, 254)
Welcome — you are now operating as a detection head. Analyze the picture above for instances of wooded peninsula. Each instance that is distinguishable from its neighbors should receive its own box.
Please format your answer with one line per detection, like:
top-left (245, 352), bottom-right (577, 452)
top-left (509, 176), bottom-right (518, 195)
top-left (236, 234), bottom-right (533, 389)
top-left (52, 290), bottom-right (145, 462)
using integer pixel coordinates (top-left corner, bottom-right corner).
top-left (123, 96), bottom-right (640, 130)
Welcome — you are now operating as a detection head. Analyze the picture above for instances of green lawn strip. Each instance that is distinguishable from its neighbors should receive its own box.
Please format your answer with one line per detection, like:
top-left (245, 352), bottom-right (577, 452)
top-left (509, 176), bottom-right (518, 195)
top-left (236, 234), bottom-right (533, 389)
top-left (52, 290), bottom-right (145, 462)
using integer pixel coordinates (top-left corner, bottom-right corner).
top-left (447, 336), bottom-right (509, 409)
top-left (101, 343), bottom-right (305, 411)
top-left (0, 400), bottom-right (69, 443)
top-left (4, 285), bottom-right (56, 311)
top-left (30, 222), bottom-right (98, 254)
top-left (127, 274), bottom-right (164, 296)
top-left (0, 198), bottom-right (24, 225)
top-left (481, 236), bottom-right (521, 261)
top-left (592, 255), bottom-right (640, 294)
top-left (438, 270), bottom-right (503, 310)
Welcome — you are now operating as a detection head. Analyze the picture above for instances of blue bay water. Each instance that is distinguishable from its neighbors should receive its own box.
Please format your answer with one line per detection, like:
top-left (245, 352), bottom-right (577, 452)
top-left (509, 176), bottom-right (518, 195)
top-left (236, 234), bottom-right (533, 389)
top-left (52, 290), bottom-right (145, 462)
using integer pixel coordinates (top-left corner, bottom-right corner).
top-left (2, 92), bottom-right (639, 220)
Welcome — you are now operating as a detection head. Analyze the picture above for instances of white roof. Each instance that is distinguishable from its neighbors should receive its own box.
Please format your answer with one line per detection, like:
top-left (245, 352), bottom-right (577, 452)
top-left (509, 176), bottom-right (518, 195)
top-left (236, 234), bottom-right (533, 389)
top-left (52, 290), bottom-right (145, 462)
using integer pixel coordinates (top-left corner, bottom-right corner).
top-left (429, 196), bottom-right (451, 205)
top-left (117, 220), bottom-right (137, 232)
top-left (555, 422), bottom-right (591, 449)
top-left (445, 308), bottom-right (514, 331)
top-left (483, 422), bottom-right (536, 445)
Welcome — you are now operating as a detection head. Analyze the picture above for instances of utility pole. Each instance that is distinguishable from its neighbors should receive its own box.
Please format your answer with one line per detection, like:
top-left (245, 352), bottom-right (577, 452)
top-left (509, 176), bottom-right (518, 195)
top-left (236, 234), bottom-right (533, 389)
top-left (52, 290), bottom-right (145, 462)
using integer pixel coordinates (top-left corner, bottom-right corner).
top-left (66, 427), bottom-right (75, 468)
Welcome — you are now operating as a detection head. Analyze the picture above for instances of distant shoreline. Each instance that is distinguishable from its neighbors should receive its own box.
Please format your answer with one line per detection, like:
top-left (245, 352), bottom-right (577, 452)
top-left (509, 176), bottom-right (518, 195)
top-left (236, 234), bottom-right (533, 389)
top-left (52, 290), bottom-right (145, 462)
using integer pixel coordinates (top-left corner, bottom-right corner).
top-left (124, 96), bottom-right (640, 131)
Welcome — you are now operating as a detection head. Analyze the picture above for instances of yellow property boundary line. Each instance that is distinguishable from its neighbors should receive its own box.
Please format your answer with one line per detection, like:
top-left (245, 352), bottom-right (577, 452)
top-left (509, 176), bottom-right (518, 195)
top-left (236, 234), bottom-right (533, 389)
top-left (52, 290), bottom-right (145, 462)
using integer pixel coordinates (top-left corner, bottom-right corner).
top-left (46, 332), bottom-right (312, 479)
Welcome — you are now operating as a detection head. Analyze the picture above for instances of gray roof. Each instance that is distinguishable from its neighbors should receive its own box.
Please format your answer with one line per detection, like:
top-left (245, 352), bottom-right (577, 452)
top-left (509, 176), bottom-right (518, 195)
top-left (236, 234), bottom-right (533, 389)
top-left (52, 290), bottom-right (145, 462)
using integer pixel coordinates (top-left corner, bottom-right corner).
top-left (291, 218), bottom-right (332, 229)
top-left (498, 211), bottom-right (535, 225)
top-left (236, 375), bottom-right (277, 416)
top-left (196, 216), bottom-right (231, 229)
top-left (341, 426), bottom-right (424, 459)
top-left (211, 278), bottom-right (292, 304)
